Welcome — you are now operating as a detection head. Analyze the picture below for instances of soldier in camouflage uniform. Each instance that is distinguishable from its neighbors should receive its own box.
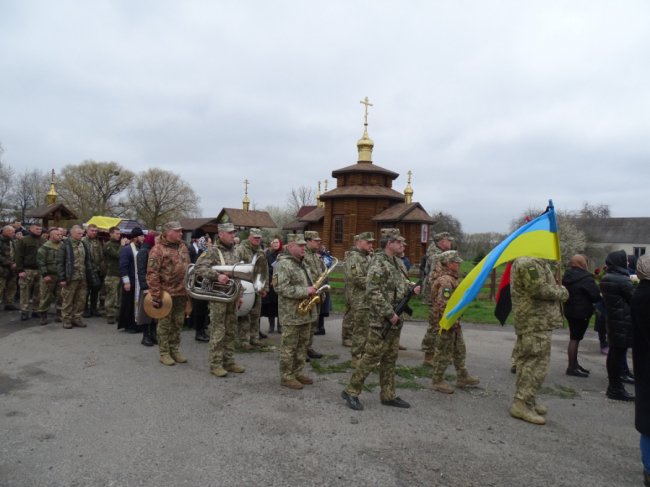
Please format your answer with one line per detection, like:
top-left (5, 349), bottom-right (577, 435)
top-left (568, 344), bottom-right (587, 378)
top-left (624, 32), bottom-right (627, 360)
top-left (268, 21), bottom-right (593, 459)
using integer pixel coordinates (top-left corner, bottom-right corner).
top-left (510, 256), bottom-right (568, 425)
top-left (0, 225), bottom-right (18, 310)
top-left (57, 225), bottom-right (97, 329)
top-left (15, 223), bottom-right (43, 321)
top-left (341, 228), bottom-right (421, 411)
top-left (343, 232), bottom-right (374, 367)
top-left (235, 228), bottom-right (269, 348)
top-left (103, 227), bottom-right (124, 324)
top-left (146, 221), bottom-right (190, 366)
top-left (303, 230), bottom-right (325, 359)
top-left (81, 224), bottom-right (105, 317)
top-left (420, 232), bottom-right (454, 306)
top-left (37, 228), bottom-right (63, 324)
top-left (194, 222), bottom-right (246, 377)
top-left (430, 251), bottom-right (480, 394)
top-left (274, 234), bottom-right (317, 390)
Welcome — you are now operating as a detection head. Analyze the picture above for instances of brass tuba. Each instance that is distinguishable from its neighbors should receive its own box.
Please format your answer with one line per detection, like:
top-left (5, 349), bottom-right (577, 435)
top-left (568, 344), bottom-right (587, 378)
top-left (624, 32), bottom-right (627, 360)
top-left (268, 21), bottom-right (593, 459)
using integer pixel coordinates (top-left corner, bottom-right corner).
top-left (297, 257), bottom-right (338, 315)
top-left (184, 254), bottom-right (266, 303)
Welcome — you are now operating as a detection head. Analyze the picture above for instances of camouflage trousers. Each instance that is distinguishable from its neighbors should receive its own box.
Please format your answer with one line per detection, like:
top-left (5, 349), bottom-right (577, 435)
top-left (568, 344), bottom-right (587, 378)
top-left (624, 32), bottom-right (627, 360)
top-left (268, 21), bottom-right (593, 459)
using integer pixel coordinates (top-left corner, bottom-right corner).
top-left (157, 296), bottom-right (186, 356)
top-left (38, 276), bottom-right (62, 314)
top-left (237, 293), bottom-right (261, 345)
top-left (349, 307), bottom-right (370, 363)
top-left (346, 325), bottom-right (400, 402)
top-left (420, 309), bottom-right (440, 354)
top-left (104, 276), bottom-right (121, 320)
top-left (208, 300), bottom-right (238, 369)
top-left (279, 322), bottom-right (311, 381)
top-left (19, 269), bottom-right (42, 312)
top-left (431, 327), bottom-right (467, 382)
top-left (513, 331), bottom-right (552, 406)
top-left (0, 274), bottom-right (17, 305)
top-left (341, 301), bottom-right (354, 342)
top-left (61, 279), bottom-right (87, 325)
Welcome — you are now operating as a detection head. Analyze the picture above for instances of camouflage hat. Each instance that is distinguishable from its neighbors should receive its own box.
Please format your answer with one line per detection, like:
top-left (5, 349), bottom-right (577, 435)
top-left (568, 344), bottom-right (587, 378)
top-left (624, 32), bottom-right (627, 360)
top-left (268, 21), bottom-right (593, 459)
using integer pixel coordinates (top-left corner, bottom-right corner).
top-left (287, 233), bottom-right (307, 245)
top-left (357, 231), bottom-right (375, 242)
top-left (163, 221), bottom-right (182, 232)
top-left (218, 222), bottom-right (236, 233)
top-left (433, 232), bottom-right (454, 243)
top-left (381, 228), bottom-right (405, 242)
top-left (439, 250), bottom-right (462, 265)
top-left (304, 230), bottom-right (321, 241)
top-left (249, 228), bottom-right (262, 237)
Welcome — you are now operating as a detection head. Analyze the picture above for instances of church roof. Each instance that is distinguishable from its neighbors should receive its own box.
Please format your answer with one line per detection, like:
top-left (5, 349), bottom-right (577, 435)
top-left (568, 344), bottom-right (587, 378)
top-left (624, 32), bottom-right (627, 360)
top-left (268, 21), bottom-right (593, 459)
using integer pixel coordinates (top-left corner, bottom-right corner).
top-left (26, 203), bottom-right (77, 220)
top-left (296, 205), bottom-right (318, 217)
top-left (299, 207), bottom-right (324, 222)
top-left (180, 217), bottom-right (221, 233)
top-left (320, 185), bottom-right (405, 201)
top-left (372, 202), bottom-right (435, 223)
top-left (331, 162), bottom-right (399, 179)
top-left (217, 208), bottom-right (277, 228)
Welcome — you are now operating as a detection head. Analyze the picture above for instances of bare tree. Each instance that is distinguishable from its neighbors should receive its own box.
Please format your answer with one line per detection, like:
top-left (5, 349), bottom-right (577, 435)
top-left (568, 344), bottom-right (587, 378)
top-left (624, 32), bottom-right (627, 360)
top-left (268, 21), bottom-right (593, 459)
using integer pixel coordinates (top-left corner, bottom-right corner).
top-left (0, 143), bottom-right (15, 221)
top-left (462, 232), bottom-right (506, 263)
top-left (429, 210), bottom-right (464, 248)
top-left (286, 186), bottom-right (316, 216)
top-left (11, 169), bottom-right (50, 222)
top-left (579, 202), bottom-right (610, 219)
top-left (128, 168), bottom-right (200, 229)
top-left (58, 160), bottom-right (134, 221)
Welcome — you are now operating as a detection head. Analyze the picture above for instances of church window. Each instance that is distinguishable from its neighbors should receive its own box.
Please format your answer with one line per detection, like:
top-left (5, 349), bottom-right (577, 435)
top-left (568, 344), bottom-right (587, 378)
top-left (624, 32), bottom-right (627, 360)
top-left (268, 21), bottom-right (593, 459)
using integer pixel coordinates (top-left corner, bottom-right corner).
top-left (334, 215), bottom-right (344, 243)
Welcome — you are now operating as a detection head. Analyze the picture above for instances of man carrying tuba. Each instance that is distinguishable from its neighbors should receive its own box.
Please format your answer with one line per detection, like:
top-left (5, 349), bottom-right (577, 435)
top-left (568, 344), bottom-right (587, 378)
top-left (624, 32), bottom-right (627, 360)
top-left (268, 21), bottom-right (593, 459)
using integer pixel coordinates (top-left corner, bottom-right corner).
top-left (194, 222), bottom-right (246, 378)
top-left (146, 221), bottom-right (191, 366)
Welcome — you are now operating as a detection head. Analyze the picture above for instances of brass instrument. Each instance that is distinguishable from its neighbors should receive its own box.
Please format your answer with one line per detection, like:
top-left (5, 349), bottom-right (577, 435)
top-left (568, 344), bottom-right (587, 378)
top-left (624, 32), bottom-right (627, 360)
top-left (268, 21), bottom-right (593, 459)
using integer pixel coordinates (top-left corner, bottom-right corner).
top-left (184, 254), bottom-right (266, 303)
top-left (297, 257), bottom-right (338, 315)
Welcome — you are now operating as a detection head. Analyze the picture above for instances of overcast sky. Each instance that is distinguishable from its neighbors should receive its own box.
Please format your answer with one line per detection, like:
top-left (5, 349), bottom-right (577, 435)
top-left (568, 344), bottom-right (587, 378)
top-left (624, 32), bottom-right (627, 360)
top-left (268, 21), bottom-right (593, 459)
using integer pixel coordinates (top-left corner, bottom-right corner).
top-left (1, 1), bottom-right (649, 233)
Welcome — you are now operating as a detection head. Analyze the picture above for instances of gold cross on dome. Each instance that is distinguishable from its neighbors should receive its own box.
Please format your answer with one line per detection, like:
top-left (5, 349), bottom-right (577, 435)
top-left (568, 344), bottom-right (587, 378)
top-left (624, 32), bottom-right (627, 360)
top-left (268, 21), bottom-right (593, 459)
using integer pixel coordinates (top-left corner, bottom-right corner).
top-left (244, 178), bottom-right (249, 195)
top-left (360, 96), bottom-right (373, 125)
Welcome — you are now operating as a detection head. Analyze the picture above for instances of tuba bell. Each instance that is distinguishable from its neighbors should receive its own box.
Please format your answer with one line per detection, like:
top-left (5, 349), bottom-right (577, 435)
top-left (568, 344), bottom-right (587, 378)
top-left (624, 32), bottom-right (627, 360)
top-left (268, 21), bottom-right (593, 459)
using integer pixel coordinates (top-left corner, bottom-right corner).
top-left (184, 254), bottom-right (266, 303)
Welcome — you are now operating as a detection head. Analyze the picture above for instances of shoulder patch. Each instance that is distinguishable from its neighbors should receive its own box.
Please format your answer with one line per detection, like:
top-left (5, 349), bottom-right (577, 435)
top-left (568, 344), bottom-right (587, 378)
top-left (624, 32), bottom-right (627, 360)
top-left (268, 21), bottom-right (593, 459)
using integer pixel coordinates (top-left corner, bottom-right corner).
top-left (443, 288), bottom-right (451, 299)
top-left (526, 266), bottom-right (539, 280)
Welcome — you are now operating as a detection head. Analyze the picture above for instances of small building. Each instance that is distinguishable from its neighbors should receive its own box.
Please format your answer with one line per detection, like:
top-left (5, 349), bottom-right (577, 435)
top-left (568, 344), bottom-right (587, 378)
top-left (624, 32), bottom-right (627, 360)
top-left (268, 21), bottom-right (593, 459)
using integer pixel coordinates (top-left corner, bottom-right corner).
top-left (574, 217), bottom-right (650, 258)
top-left (25, 170), bottom-right (77, 228)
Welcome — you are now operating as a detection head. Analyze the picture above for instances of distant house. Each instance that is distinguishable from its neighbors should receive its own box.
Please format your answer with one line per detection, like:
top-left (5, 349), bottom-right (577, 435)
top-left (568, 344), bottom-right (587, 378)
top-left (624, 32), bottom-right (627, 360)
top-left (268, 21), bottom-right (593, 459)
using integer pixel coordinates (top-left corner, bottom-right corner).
top-left (573, 217), bottom-right (650, 258)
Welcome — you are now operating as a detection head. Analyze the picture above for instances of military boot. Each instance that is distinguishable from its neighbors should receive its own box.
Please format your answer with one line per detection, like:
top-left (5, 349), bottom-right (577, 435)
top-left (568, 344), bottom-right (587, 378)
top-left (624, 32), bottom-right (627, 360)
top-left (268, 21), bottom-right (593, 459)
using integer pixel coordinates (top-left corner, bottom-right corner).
top-left (296, 374), bottom-right (314, 385)
top-left (456, 373), bottom-right (480, 388)
top-left (63, 322), bottom-right (73, 329)
top-left (40, 312), bottom-right (49, 326)
top-left (281, 379), bottom-right (303, 390)
top-left (532, 402), bottom-right (547, 416)
top-left (20, 311), bottom-right (29, 321)
top-left (225, 363), bottom-right (245, 373)
top-left (432, 380), bottom-right (455, 394)
top-left (170, 351), bottom-right (187, 363)
top-left (159, 354), bottom-right (176, 366)
top-left (210, 367), bottom-right (228, 378)
top-left (510, 399), bottom-right (545, 425)
top-left (422, 353), bottom-right (434, 367)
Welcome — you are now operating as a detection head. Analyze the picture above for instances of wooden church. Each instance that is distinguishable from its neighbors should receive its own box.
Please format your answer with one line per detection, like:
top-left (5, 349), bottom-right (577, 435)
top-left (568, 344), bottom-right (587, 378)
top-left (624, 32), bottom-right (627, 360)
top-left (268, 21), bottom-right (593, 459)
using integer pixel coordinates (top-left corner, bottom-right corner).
top-left (285, 98), bottom-right (434, 264)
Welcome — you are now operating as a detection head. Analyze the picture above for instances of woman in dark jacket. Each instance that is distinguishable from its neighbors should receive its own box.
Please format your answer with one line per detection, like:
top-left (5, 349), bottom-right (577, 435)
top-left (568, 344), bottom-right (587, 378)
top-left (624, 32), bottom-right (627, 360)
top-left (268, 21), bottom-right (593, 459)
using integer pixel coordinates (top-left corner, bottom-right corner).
top-left (562, 254), bottom-right (601, 377)
top-left (137, 232), bottom-right (157, 346)
top-left (600, 249), bottom-right (635, 401)
top-left (631, 254), bottom-right (650, 485)
top-left (261, 238), bottom-right (281, 333)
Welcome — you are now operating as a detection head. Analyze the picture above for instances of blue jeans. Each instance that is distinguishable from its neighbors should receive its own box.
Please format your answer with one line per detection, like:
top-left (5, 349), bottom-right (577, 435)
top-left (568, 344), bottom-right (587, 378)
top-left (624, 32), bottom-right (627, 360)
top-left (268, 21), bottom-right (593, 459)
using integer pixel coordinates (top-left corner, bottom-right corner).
top-left (641, 434), bottom-right (650, 472)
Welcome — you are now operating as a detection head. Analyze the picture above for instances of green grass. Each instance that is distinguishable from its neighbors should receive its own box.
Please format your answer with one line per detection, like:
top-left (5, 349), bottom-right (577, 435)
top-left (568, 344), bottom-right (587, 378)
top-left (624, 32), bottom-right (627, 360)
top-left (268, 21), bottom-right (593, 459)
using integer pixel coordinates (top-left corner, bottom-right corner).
top-left (539, 384), bottom-right (579, 399)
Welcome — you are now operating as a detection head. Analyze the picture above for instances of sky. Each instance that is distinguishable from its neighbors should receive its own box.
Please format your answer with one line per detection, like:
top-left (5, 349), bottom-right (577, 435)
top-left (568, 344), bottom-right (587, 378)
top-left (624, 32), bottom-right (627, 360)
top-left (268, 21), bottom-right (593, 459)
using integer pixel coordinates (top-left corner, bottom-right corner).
top-left (1, 0), bottom-right (649, 233)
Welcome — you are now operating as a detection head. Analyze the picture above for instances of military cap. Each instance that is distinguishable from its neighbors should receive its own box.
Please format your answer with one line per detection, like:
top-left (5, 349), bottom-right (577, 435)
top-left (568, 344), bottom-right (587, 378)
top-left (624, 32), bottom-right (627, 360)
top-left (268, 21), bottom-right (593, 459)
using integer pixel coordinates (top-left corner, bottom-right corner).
top-left (218, 222), bottom-right (236, 233)
top-left (439, 250), bottom-right (463, 265)
top-left (162, 222), bottom-right (182, 232)
top-left (131, 227), bottom-right (145, 237)
top-left (357, 231), bottom-right (375, 242)
top-left (433, 232), bottom-right (454, 243)
top-left (287, 233), bottom-right (307, 245)
top-left (381, 228), bottom-right (405, 242)
top-left (304, 230), bottom-right (321, 241)
top-left (249, 228), bottom-right (262, 237)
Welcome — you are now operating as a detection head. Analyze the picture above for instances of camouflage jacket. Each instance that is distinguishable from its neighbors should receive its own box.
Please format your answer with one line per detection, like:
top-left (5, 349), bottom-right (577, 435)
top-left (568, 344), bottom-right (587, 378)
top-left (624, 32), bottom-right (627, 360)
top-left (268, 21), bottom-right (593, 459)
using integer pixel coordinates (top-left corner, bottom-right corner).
top-left (431, 267), bottom-right (459, 327)
top-left (37, 240), bottom-right (61, 277)
top-left (82, 236), bottom-right (105, 276)
top-left (344, 247), bottom-right (371, 307)
top-left (146, 236), bottom-right (190, 299)
top-left (421, 244), bottom-right (444, 303)
top-left (511, 257), bottom-right (568, 335)
top-left (195, 238), bottom-right (239, 281)
top-left (366, 250), bottom-right (411, 328)
top-left (235, 239), bottom-right (270, 293)
top-left (273, 253), bottom-right (317, 326)
top-left (14, 234), bottom-right (42, 272)
top-left (103, 240), bottom-right (122, 277)
top-left (303, 247), bottom-right (325, 284)
top-left (0, 235), bottom-right (15, 277)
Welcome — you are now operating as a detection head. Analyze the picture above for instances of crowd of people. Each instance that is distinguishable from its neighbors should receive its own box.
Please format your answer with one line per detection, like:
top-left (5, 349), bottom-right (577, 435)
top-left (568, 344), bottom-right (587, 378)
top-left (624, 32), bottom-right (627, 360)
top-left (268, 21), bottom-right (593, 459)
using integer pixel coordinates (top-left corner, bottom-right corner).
top-left (1, 218), bottom-right (648, 484)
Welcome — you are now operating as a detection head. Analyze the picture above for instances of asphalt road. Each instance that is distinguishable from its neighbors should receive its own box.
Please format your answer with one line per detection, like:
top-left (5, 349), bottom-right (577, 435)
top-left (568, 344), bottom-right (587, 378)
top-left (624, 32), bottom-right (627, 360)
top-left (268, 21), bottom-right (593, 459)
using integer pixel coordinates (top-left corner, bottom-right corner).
top-left (0, 309), bottom-right (642, 487)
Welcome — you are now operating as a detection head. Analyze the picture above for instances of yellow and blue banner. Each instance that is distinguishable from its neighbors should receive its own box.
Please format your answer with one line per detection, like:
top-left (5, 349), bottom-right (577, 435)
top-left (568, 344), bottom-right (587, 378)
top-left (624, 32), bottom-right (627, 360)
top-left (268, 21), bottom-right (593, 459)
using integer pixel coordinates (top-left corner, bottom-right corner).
top-left (439, 200), bottom-right (560, 330)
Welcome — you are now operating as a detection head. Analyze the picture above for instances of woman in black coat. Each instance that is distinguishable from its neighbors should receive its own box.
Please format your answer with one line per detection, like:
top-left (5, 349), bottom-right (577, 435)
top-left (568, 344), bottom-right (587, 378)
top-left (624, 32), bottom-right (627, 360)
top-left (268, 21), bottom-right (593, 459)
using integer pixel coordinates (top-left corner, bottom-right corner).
top-left (562, 254), bottom-right (601, 377)
top-left (631, 254), bottom-right (650, 485)
top-left (600, 249), bottom-right (635, 401)
top-left (261, 238), bottom-right (282, 333)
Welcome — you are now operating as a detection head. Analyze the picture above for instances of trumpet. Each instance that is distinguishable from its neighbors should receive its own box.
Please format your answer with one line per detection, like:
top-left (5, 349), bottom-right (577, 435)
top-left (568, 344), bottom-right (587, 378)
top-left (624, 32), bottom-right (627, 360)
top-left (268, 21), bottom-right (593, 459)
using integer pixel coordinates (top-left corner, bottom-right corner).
top-left (297, 257), bottom-right (338, 315)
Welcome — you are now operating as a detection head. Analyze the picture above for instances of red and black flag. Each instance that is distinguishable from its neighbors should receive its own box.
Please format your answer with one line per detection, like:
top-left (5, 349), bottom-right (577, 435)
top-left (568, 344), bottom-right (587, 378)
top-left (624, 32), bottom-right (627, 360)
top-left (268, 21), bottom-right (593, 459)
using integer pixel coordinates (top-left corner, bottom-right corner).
top-left (494, 262), bottom-right (512, 325)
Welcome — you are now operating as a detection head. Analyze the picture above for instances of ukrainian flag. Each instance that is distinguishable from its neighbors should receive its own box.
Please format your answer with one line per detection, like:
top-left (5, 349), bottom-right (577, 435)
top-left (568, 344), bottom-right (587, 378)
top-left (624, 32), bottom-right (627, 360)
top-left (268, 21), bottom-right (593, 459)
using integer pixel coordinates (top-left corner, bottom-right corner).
top-left (439, 200), bottom-right (560, 331)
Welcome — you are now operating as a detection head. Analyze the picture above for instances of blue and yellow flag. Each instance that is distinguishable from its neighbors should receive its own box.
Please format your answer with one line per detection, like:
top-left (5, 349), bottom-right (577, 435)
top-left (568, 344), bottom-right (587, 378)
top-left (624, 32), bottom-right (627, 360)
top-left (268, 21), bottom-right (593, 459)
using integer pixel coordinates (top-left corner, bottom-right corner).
top-left (439, 200), bottom-right (560, 330)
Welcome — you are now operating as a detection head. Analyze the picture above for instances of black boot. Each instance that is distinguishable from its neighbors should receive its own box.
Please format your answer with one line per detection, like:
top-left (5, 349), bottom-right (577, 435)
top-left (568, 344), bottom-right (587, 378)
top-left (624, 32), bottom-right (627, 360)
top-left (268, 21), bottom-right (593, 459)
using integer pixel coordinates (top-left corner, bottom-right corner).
top-left (606, 386), bottom-right (635, 401)
top-left (151, 323), bottom-right (158, 345)
top-left (195, 329), bottom-right (209, 342)
top-left (40, 312), bottom-right (49, 326)
top-left (141, 324), bottom-right (154, 347)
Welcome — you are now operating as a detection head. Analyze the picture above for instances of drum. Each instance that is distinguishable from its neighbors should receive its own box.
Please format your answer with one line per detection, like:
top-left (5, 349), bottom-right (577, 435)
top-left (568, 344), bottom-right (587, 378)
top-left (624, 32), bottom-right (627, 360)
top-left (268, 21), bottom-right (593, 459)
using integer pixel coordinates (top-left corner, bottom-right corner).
top-left (237, 280), bottom-right (255, 317)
